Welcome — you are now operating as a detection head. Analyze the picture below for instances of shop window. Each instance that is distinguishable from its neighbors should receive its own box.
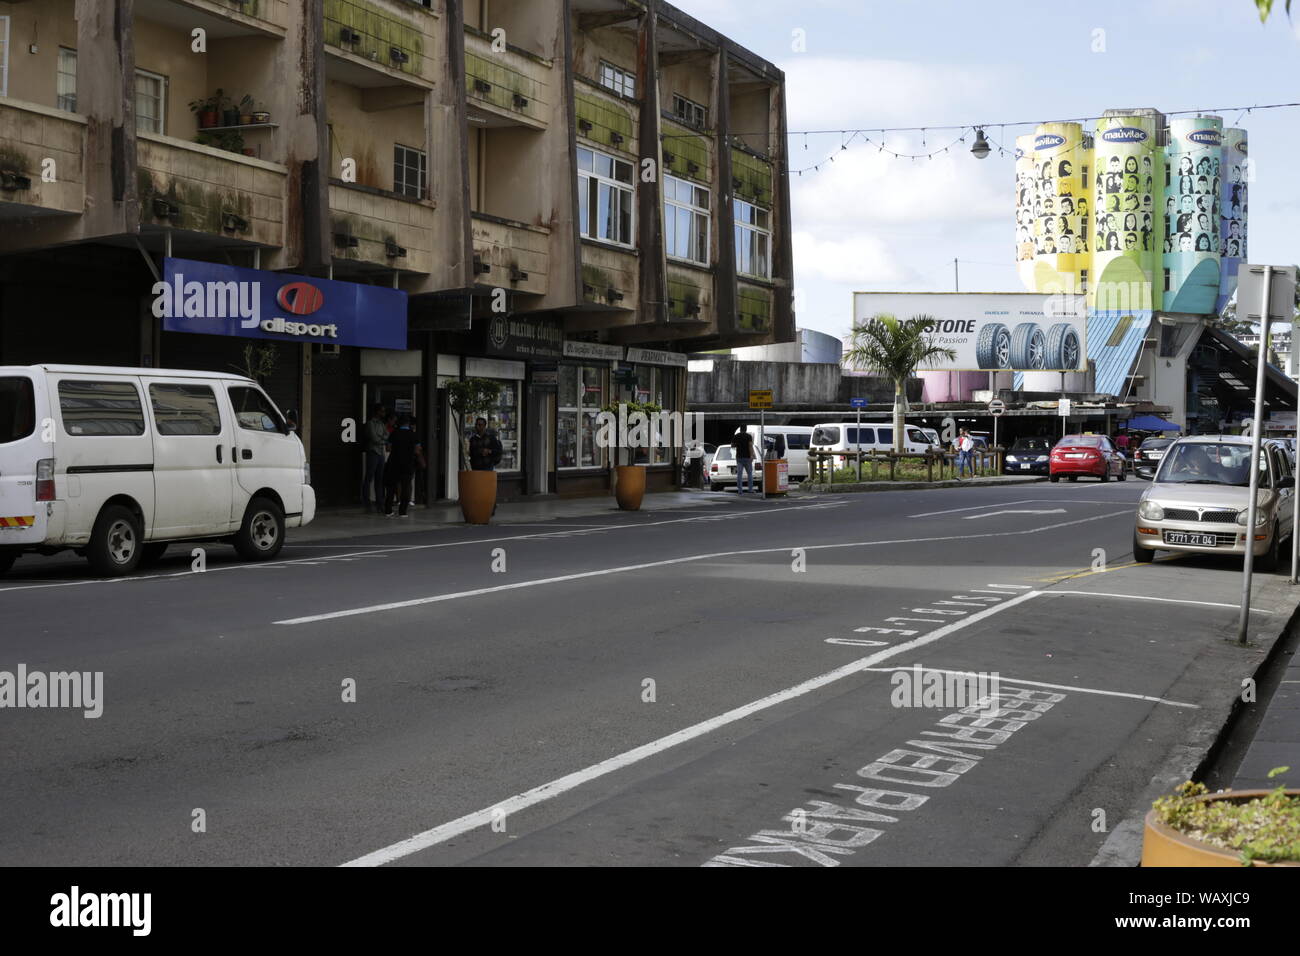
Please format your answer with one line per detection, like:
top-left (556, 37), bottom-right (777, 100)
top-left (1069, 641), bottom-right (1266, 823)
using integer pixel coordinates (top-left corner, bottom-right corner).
top-left (557, 364), bottom-right (606, 469)
top-left (665, 175), bottom-right (709, 264)
top-left (394, 143), bottom-right (427, 199)
top-left (57, 380), bottom-right (145, 436)
top-left (135, 68), bottom-right (166, 135)
top-left (578, 147), bottom-right (635, 247)
top-left (149, 383), bottom-right (221, 436)
top-left (57, 47), bottom-right (77, 112)
top-left (487, 381), bottom-right (520, 472)
top-left (734, 199), bottom-right (771, 279)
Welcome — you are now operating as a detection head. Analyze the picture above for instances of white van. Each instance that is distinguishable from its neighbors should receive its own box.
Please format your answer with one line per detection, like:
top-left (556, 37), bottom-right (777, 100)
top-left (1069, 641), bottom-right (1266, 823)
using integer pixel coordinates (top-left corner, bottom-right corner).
top-left (737, 425), bottom-right (814, 481)
top-left (0, 365), bottom-right (315, 577)
top-left (810, 421), bottom-right (936, 469)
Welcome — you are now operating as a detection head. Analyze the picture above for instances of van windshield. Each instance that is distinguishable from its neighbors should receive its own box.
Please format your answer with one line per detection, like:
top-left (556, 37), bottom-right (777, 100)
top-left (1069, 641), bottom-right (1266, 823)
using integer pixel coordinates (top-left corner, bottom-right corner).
top-left (0, 377), bottom-right (36, 444)
top-left (812, 426), bottom-right (839, 446)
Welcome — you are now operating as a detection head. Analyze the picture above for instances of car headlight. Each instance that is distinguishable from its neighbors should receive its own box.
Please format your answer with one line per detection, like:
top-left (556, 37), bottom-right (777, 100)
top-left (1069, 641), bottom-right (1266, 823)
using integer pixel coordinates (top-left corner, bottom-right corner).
top-left (1236, 509), bottom-right (1269, 527)
top-left (1006, 455), bottom-right (1018, 462)
top-left (1138, 500), bottom-right (1165, 521)
top-left (1036, 455), bottom-right (1048, 462)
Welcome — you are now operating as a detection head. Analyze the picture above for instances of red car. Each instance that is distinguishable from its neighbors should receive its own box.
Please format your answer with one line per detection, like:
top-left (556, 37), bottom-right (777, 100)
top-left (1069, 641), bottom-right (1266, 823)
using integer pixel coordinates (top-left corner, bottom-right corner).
top-left (1049, 434), bottom-right (1126, 482)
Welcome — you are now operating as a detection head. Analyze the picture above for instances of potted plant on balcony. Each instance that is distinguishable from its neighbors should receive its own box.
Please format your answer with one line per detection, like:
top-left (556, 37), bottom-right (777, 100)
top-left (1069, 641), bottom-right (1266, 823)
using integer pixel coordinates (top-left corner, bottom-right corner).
top-left (1141, 768), bottom-right (1300, 866)
top-left (189, 92), bottom-right (220, 129)
top-left (252, 101), bottom-right (271, 124)
top-left (237, 95), bottom-right (254, 126)
top-left (601, 399), bottom-right (661, 511)
top-left (448, 377), bottom-right (504, 524)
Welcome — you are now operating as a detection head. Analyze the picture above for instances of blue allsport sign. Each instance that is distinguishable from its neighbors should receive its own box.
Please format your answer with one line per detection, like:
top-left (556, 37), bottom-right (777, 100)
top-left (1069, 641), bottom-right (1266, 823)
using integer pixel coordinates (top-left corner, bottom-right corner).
top-left (155, 257), bottom-right (408, 350)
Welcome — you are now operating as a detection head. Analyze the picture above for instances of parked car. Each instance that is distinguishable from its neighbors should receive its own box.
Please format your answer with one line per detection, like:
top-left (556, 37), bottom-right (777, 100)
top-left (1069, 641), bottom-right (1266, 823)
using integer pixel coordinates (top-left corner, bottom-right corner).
top-left (1134, 435), bottom-right (1295, 571)
top-left (1002, 436), bottom-right (1053, 475)
top-left (736, 425), bottom-right (814, 482)
top-left (810, 422), bottom-right (936, 471)
top-left (708, 443), bottom-right (761, 491)
top-left (0, 364), bottom-right (314, 577)
top-left (1133, 437), bottom-right (1175, 479)
top-left (1049, 433), bottom-right (1126, 482)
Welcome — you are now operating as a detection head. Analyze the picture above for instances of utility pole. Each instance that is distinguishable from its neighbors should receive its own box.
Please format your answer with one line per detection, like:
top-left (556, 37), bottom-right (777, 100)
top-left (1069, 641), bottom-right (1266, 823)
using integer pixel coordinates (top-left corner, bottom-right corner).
top-left (954, 258), bottom-right (959, 293)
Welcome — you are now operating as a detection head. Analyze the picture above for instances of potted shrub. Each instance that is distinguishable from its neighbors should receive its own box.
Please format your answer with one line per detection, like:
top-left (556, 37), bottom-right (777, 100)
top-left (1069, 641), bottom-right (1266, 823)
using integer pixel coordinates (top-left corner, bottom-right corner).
top-left (189, 93), bottom-right (220, 129)
top-left (447, 377), bottom-right (504, 524)
top-left (237, 95), bottom-right (254, 126)
top-left (1142, 768), bottom-right (1300, 866)
top-left (217, 90), bottom-right (239, 128)
top-left (601, 399), bottom-right (661, 511)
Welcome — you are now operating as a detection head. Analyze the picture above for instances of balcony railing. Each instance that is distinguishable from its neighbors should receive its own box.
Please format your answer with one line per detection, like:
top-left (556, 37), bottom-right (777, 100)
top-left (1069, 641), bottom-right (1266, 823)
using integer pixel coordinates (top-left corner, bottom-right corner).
top-left (137, 132), bottom-right (287, 247)
top-left (472, 213), bottom-right (549, 297)
top-left (464, 28), bottom-right (551, 128)
top-left (172, 0), bottom-right (291, 34)
top-left (0, 98), bottom-right (85, 216)
top-left (324, 0), bottom-right (437, 85)
top-left (329, 181), bottom-right (435, 275)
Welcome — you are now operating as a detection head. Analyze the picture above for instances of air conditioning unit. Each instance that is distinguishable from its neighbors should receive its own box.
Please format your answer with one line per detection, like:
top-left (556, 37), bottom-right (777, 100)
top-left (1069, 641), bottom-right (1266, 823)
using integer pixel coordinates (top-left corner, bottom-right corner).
top-left (512, 93), bottom-right (529, 110)
top-left (474, 79), bottom-right (492, 94)
top-left (390, 48), bottom-right (410, 65)
top-left (339, 27), bottom-right (361, 44)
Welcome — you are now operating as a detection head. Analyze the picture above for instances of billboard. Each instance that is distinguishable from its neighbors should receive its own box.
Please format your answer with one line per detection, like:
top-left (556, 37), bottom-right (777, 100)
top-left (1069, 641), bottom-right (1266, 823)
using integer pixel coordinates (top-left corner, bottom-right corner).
top-left (1162, 116), bottom-right (1222, 314)
top-left (1217, 127), bottom-right (1248, 312)
top-left (852, 292), bottom-right (1086, 372)
top-left (1027, 122), bottom-right (1088, 294)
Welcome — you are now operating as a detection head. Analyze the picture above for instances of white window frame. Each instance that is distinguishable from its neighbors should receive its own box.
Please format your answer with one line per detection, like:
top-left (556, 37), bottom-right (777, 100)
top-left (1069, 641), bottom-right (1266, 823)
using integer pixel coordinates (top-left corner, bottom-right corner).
top-left (56, 47), bottom-right (78, 113)
top-left (0, 17), bottom-right (10, 98)
top-left (671, 93), bottom-right (707, 129)
top-left (578, 146), bottom-right (635, 248)
top-left (598, 60), bottom-right (635, 99)
top-left (134, 68), bottom-right (167, 135)
top-left (664, 174), bottom-right (710, 266)
top-left (557, 364), bottom-right (607, 471)
top-left (393, 142), bottom-right (427, 199)
top-left (734, 198), bottom-right (772, 280)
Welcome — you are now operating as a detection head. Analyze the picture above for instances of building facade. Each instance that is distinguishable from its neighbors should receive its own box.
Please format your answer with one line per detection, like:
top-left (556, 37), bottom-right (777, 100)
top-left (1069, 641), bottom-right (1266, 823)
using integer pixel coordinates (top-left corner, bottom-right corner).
top-left (0, 0), bottom-right (793, 505)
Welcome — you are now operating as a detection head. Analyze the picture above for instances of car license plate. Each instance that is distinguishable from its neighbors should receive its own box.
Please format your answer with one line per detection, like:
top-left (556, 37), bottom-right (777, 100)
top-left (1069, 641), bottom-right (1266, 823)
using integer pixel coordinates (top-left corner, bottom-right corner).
top-left (1163, 531), bottom-right (1217, 547)
top-left (1065, 452), bottom-right (1085, 458)
top-left (1020, 463), bottom-right (1031, 470)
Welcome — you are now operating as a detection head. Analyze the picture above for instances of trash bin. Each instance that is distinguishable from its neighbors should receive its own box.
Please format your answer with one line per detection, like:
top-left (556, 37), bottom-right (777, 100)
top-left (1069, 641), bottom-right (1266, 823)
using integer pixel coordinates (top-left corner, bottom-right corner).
top-left (763, 458), bottom-right (789, 496)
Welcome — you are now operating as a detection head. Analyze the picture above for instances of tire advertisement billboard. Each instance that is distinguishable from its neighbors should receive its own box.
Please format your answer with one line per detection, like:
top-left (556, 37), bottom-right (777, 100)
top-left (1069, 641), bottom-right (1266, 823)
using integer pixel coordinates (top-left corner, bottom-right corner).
top-left (852, 292), bottom-right (1086, 372)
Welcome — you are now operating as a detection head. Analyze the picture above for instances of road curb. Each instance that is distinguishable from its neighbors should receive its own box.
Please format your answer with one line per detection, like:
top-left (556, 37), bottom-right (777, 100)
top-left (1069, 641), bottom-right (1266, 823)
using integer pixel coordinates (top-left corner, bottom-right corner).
top-left (796, 476), bottom-right (1048, 495)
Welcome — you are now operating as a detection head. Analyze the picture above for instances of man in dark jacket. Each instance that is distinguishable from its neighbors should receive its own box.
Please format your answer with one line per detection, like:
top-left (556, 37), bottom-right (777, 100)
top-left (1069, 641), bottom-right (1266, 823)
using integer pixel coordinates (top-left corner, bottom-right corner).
top-left (384, 415), bottom-right (424, 517)
top-left (732, 428), bottom-right (756, 494)
top-left (468, 417), bottom-right (503, 471)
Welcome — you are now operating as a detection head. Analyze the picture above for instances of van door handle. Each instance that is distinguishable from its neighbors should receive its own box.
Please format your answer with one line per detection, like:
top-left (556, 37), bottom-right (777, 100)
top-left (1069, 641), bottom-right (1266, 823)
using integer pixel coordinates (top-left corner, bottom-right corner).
top-left (216, 445), bottom-right (223, 463)
top-left (241, 448), bottom-right (253, 461)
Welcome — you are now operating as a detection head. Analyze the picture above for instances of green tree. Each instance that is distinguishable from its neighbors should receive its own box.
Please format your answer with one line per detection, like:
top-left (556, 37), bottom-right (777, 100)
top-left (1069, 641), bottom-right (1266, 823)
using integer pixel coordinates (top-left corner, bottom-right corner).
top-left (844, 314), bottom-right (957, 453)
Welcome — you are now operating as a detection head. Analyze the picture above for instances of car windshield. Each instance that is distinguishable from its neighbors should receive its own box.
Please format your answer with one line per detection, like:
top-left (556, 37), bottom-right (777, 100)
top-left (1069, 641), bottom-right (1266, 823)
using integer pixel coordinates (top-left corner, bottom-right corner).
top-left (714, 445), bottom-right (734, 461)
top-left (1011, 439), bottom-right (1051, 452)
top-left (1156, 443), bottom-right (1265, 487)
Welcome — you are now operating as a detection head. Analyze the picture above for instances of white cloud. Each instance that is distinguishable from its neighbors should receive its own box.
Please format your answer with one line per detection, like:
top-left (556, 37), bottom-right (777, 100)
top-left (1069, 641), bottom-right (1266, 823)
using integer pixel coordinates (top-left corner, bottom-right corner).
top-left (793, 231), bottom-right (914, 285)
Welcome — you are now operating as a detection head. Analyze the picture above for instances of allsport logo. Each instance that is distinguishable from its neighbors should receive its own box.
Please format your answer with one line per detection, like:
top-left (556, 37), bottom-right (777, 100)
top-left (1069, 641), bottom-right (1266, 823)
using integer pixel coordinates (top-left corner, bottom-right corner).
top-left (1187, 129), bottom-right (1222, 146)
top-left (1033, 134), bottom-right (1065, 151)
top-left (276, 281), bottom-right (325, 316)
top-left (1100, 126), bottom-right (1148, 144)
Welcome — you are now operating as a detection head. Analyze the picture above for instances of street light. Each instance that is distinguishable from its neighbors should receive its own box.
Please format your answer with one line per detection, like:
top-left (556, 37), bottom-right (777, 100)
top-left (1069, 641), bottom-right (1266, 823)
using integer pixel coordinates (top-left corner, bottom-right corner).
top-left (970, 128), bottom-right (991, 160)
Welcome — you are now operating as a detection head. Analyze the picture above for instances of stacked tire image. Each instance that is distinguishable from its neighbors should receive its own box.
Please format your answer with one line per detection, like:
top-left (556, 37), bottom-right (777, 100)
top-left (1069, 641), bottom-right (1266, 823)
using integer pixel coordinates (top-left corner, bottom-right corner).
top-left (977, 322), bottom-right (1080, 370)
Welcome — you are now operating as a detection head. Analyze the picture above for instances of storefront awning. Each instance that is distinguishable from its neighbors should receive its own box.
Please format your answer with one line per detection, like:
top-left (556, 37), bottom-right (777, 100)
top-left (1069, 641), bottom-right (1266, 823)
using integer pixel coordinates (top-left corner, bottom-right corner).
top-left (1126, 414), bottom-right (1180, 432)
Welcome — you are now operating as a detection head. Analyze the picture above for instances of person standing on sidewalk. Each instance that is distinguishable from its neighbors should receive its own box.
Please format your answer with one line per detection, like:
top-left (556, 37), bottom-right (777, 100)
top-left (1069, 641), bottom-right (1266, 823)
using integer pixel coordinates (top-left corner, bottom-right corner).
top-left (383, 415), bottom-right (424, 518)
top-left (468, 417), bottom-right (504, 516)
top-left (956, 429), bottom-right (975, 479)
top-left (732, 427), bottom-right (756, 494)
top-left (361, 404), bottom-right (387, 512)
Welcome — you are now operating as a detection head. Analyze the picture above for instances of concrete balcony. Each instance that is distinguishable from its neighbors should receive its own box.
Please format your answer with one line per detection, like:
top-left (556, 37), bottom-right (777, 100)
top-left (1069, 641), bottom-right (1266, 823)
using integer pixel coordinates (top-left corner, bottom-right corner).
top-left (471, 213), bottom-right (549, 297)
top-left (0, 98), bottom-right (85, 220)
top-left (580, 242), bottom-right (637, 310)
top-left (136, 0), bottom-right (291, 37)
top-left (329, 181), bottom-right (436, 276)
top-left (323, 0), bottom-right (438, 89)
top-left (736, 281), bottom-right (773, 335)
top-left (137, 133), bottom-right (287, 247)
top-left (464, 28), bottom-right (552, 130)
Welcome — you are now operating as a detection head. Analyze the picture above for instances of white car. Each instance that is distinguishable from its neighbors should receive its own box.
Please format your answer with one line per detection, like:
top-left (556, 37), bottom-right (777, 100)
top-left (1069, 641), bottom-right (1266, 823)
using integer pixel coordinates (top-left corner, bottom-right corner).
top-left (0, 365), bottom-right (314, 577)
top-left (708, 444), bottom-right (764, 491)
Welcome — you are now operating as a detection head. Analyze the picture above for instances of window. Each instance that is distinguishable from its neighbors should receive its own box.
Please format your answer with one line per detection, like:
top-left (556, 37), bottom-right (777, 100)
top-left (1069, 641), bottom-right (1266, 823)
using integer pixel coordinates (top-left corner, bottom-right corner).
top-left (0, 376), bottom-right (35, 444)
top-left (58, 380), bottom-right (145, 436)
top-left (487, 381), bottom-right (520, 472)
top-left (671, 93), bottom-right (707, 129)
top-left (0, 16), bottom-right (8, 98)
top-left (626, 366), bottom-right (676, 463)
top-left (393, 143), bottom-right (427, 199)
top-left (847, 427), bottom-right (875, 445)
top-left (228, 387), bottom-right (285, 433)
top-left (57, 47), bottom-right (77, 112)
top-left (557, 364), bottom-right (606, 469)
top-left (734, 199), bottom-right (771, 279)
top-left (578, 147), bottom-right (634, 246)
top-left (1163, 268), bottom-right (1171, 292)
top-left (149, 384), bottom-right (222, 436)
top-left (812, 426), bottom-right (840, 446)
top-left (135, 69), bottom-right (166, 134)
top-left (598, 60), bottom-right (635, 98)
top-left (785, 433), bottom-right (810, 450)
top-left (664, 175), bottom-right (709, 265)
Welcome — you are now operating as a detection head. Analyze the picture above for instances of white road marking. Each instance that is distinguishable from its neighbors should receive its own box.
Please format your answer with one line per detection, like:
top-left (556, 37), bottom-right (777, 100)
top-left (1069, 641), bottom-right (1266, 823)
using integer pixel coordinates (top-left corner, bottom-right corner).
top-left (858, 667), bottom-right (1199, 709)
top-left (909, 499), bottom-right (1039, 518)
top-left (276, 512), bottom-right (1134, 625)
top-left (339, 591), bottom-right (1041, 866)
top-left (963, 509), bottom-right (1066, 520)
top-left (1047, 589), bottom-right (1276, 613)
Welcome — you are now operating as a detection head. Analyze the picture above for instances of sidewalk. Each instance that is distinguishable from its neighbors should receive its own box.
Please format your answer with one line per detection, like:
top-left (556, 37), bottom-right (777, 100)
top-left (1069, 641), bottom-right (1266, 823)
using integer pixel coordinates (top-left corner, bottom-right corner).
top-left (1232, 604), bottom-right (1300, 790)
top-left (294, 489), bottom-right (734, 543)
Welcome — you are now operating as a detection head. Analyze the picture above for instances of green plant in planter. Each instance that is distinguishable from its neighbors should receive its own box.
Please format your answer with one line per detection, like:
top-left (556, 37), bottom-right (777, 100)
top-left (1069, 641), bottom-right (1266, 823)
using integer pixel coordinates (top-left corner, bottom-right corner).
top-left (195, 130), bottom-right (245, 154)
top-left (1152, 767), bottom-right (1300, 864)
top-left (600, 399), bottom-right (662, 465)
top-left (446, 377), bottom-right (503, 471)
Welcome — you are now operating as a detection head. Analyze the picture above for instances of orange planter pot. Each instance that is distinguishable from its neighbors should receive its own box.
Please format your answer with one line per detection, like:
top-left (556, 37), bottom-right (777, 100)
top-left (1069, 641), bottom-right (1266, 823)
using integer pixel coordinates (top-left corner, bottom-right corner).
top-left (458, 470), bottom-right (497, 524)
top-left (1141, 790), bottom-right (1300, 867)
top-left (614, 465), bottom-right (646, 511)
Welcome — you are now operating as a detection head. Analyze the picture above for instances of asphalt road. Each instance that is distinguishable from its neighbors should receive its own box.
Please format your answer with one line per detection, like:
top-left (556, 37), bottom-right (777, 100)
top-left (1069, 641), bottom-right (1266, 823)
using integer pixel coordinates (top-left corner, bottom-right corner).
top-left (0, 480), bottom-right (1285, 867)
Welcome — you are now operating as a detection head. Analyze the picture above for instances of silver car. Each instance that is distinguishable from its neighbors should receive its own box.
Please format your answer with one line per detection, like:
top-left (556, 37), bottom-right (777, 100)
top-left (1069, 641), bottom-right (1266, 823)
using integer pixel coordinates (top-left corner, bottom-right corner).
top-left (1134, 435), bottom-right (1296, 570)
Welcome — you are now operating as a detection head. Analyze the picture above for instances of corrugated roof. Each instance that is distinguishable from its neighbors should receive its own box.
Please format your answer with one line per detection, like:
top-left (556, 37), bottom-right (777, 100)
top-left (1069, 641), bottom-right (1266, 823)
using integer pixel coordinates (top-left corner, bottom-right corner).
top-left (1088, 310), bottom-right (1152, 397)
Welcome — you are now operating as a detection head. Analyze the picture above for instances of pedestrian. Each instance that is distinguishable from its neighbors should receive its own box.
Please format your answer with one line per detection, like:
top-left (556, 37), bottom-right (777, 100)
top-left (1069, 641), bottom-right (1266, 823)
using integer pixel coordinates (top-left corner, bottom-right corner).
top-left (732, 427), bottom-right (756, 494)
top-left (383, 415), bottom-right (424, 518)
top-left (361, 403), bottom-right (387, 513)
top-left (956, 429), bottom-right (975, 479)
top-left (468, 416), bottom-right (504, 516)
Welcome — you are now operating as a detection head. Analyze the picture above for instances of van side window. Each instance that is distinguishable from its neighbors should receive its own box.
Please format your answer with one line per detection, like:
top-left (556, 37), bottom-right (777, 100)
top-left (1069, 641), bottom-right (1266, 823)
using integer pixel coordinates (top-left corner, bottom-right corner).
top-left (57, 380), bottom-right (145, 436)
top-left (0, 377), bottom-right (36, 444)
top-left (229, 386), bottom-right (286, 433)
top-left (908, 428), bottom-right (927, 444)
top-left (149, 383), bottom-right (222, 436)
top-left (785, 434), bottom-right (810, 450)
top-left (876, 427), bottom-right (893, 444)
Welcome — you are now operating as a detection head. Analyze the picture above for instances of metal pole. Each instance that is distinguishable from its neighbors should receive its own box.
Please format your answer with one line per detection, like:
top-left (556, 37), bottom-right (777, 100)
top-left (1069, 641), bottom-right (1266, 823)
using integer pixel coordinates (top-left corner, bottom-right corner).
top-left (954, 258), bottom-right (959, 292)
top-left (759, 408), bottom-right (765, 496)
top-left (856, 405), bottom-right (862, 482)
top-left (1292, 412), bottom-right (1300, 584)
top-left (1237, 266), bottom-right (1274, 644)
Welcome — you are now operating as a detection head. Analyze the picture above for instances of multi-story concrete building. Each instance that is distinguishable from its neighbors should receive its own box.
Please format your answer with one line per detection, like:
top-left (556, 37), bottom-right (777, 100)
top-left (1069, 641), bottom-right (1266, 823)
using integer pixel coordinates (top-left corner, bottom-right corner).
top-left (0, 0), bottom-right (793, 505)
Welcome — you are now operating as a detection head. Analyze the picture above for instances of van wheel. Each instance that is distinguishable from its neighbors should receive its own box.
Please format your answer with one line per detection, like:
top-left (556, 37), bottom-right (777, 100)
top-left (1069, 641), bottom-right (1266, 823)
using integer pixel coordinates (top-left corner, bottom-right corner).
top-left (235, 497), bottom-right (284, 561)
top-left (88, 505), bottom-right (143, 576)
top-left (140, 543), bottom-right (168, 566)
top-left (1133, 533), bottom-right (1155, 563)
top-left (0, 550), bottom-right (17, 576)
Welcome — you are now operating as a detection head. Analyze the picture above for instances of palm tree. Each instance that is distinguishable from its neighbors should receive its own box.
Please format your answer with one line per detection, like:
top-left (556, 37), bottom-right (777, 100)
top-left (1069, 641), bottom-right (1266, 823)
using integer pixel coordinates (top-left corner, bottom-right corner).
top-left (844, 314), bottom-right (957, 453)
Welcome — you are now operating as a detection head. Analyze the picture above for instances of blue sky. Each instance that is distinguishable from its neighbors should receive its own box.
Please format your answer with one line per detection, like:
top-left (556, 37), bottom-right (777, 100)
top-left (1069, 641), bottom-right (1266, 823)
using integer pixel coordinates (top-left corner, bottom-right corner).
top-left (673, 0), bottom-right (1300, 340)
